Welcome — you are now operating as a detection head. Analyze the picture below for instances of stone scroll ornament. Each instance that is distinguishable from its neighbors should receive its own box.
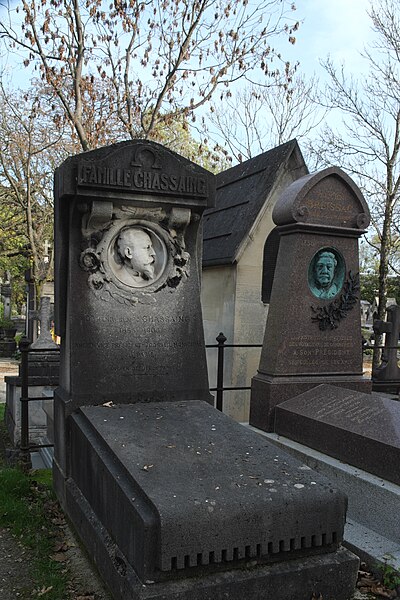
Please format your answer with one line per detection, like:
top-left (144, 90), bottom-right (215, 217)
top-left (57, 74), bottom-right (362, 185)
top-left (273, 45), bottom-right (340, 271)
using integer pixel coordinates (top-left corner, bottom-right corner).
top-left (79, 202), bottom-right (191, 306)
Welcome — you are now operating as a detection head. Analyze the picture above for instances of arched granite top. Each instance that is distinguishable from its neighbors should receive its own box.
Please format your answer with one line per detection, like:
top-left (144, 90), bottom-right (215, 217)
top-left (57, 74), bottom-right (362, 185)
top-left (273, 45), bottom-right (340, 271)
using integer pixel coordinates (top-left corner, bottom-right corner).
top-left (272, 167), bottom-right (370, 230)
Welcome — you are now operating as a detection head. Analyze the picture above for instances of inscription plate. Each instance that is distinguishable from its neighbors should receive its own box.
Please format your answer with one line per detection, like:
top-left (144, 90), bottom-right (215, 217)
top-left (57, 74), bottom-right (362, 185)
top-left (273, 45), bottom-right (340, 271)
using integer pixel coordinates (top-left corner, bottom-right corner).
top-left (275, 384), bottom-right (400, 485)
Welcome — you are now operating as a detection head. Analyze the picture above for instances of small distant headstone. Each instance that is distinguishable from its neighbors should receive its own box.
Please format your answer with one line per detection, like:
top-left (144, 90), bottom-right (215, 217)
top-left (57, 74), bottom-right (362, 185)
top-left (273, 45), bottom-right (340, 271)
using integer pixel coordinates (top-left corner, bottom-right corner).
top-left (250, 167), bottom-right (372, 432)
top-left (360, 299), bottom-right (372, 328)
top-left (30, 297), bottom-right (58, 350)
top-left (4, 296), bottom-right (59, 445)
top-left (372, 304), bottom-right (400, 393)
top-left (1, 281), bottom-right (12, 321)
top-left (0, 281), bottom-right (16, 357)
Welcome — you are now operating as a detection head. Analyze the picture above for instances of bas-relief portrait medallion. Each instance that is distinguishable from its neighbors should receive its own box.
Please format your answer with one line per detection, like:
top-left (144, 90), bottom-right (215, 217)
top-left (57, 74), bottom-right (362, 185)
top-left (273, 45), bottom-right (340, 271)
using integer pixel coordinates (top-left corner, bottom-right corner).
top-left (79, 208), bottom-right (191, 305)
top-left (111, 226), bottom-right (167, 289)
top-left (308, 248), bottom-right (345, 300)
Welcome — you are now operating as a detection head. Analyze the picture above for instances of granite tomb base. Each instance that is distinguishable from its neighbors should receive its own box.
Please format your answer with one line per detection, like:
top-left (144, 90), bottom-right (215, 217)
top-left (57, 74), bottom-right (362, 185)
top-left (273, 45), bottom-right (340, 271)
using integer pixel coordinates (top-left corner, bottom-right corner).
top-left (54, 399), bottom-right (359, 600)
top-left (275, 384), bottom-right (400, 486)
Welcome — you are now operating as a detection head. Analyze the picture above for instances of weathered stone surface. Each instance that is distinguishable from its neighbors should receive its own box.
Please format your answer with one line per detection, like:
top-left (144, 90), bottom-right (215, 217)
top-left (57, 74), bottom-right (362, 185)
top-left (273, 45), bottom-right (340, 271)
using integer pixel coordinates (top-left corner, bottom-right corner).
top-left (61, 480), bottom-right (360, 600)
top-left (54, 141), bottom-right (214, 408)
top-left (275, 384), bottom-right (400, 486)
top-left (250, 167), bottom-right (371, 432)
top-left (69, 400), bottom-right (348, 581)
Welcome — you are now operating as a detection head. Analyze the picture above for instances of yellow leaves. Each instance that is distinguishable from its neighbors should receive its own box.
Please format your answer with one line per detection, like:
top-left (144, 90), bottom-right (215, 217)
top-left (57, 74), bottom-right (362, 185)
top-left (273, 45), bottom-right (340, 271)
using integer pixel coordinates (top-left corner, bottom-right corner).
top-left (37, 586), bottom-right (53, 596)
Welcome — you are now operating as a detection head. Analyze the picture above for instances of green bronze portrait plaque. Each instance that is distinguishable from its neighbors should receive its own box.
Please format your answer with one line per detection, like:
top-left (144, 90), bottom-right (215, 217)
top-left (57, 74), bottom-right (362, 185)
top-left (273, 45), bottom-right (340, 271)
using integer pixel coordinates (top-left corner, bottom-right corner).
top-left (308, 248), bottom-right (345, 300)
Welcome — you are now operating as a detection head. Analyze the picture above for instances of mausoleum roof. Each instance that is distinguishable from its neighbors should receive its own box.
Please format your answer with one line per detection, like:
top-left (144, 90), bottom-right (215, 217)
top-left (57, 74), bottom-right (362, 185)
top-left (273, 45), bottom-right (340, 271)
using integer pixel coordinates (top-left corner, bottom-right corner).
top-left (202, 139), bottom-right (306, 266)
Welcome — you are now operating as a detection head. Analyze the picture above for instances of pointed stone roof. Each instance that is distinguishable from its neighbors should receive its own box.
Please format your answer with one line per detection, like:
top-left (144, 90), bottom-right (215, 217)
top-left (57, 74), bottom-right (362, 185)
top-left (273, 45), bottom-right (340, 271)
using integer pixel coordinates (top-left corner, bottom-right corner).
top-left (202, 140), bottom-right (307, 266)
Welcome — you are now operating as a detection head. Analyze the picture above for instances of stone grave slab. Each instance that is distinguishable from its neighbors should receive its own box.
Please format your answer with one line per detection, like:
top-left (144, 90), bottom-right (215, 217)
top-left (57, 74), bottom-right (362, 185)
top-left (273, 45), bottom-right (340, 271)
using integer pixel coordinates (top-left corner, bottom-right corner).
top-left (63, 399), bottom-right (358, 599)
top-left (275, 384), bottom-right (400, 485)
top-left (53, 141), bottom-right (359, 600)
top-left (70, 401), bottom-right (346, 577)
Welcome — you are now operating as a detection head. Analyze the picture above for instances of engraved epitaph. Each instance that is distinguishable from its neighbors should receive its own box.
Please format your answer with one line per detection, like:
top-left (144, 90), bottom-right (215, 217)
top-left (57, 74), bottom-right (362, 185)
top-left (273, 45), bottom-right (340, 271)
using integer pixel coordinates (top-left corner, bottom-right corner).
top-left (250, 167), bottom-right (372, 432)
top-left (275, 384), bottom-right (400, 486)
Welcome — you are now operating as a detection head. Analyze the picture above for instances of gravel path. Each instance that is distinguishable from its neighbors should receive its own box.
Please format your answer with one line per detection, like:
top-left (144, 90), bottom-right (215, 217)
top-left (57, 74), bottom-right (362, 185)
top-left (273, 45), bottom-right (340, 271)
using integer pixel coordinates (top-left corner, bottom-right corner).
top-left (0, 527), bottom-right (34, 600)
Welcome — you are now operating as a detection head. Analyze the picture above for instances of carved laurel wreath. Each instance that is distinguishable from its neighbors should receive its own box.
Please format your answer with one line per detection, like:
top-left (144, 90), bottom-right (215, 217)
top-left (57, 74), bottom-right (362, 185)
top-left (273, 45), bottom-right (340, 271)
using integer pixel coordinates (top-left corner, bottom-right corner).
top-left (311, 271), bottom-right (360, 331)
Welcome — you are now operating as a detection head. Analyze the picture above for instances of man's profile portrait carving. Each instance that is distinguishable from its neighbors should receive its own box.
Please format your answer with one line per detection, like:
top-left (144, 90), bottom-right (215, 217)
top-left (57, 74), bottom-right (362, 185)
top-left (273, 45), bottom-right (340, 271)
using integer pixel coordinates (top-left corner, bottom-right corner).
top-left (116, 227), bottom-right (156, 285)
top-left (309, 249), bottom-right (343, 300)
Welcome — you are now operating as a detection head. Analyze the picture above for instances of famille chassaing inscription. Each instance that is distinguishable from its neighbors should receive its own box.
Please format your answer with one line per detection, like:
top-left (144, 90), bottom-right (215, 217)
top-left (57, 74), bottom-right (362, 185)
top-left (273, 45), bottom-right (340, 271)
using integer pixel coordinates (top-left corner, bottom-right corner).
top-left (77, 145), bottom-right (208, 198)
top-left (79, 203), bottom-right (192, 305)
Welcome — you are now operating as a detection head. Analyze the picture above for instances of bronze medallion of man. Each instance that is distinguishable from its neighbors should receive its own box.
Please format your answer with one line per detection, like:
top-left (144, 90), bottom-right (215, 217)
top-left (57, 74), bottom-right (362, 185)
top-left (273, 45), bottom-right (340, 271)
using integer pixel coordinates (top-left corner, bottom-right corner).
top-left (309, 248), bottom-right (344, 300)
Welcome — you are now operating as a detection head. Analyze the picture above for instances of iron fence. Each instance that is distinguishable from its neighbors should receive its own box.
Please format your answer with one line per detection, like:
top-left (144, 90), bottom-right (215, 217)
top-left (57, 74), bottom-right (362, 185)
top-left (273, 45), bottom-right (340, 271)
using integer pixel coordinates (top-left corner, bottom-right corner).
top-left (16, 334), bottom-right (398, 468)
top-left (19, 337), bottom-right (58, 470)
top-left (205, 332), bottom-right (262, 412)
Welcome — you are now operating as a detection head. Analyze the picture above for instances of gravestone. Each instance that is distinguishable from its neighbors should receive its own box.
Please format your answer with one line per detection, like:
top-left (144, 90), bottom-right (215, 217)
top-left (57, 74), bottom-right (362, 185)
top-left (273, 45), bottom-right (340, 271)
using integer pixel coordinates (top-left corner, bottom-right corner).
top-left (0, 279), bottom-right (16, 357)
top-left (274, 384), bottom-right (400, 486)
top-left (372, 304), bottom-right (400, 394)
top-left (1, 277), bottom-right (12, 321)
top-left (250, 167), bottom-right (372, 432)
top-left (360, 299), bottom-right (372, 328)
top-left (5, 296), bottom-right (59, 445)
top-left (53, 142), bottom-right (358, 600)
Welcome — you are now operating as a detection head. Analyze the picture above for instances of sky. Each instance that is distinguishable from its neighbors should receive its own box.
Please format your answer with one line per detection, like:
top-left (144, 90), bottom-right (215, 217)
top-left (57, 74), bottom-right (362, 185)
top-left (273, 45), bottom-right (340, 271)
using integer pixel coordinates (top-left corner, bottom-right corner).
top-left (0, 0), bottom-right (374, 86)
top-left (280, 0), bottom-right (373, 79)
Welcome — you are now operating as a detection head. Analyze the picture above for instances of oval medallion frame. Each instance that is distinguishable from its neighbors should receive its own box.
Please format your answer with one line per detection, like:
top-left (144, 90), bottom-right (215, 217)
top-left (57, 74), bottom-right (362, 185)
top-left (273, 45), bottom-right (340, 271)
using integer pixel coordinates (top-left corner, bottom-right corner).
top-left (97, 219), bottom-right (175, 294)
top-left (308, 247), bottom-right (345, 300)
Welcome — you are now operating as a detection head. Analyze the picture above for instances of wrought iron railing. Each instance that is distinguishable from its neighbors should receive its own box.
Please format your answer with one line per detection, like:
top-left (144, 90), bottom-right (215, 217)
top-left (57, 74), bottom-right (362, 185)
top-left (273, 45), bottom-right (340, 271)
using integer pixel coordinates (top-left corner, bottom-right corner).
top-left (18, 337), bottom-right (58, 470)
top-left (15, 334), bottom-right (397, 469)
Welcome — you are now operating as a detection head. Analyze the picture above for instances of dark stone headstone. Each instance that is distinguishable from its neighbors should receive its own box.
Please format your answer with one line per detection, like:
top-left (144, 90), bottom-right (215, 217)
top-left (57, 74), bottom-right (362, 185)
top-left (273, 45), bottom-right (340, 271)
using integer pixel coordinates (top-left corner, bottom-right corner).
top-left (53, 142), bottom-right (358, 600)
top-left (275, 384), bottom-right (400, 486)
top-left (1, 280), bottom-right (12, 320)
top-left (250, 167), bottom-right (372, 432)
top-left (55, 142), bottom-right (212, 407)
top-left (0, 281), bottom-right (16, 356)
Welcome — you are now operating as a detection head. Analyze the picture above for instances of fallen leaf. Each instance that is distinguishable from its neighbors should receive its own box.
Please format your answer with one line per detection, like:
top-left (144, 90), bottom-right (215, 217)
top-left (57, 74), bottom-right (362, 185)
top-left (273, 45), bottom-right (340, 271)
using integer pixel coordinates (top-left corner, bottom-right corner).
top-left (37, 586), bottom-right (53, 596)
top-left (52, 541), bottom-right (68, 552)
top-left (51, 552), bottom-right (68, 562)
